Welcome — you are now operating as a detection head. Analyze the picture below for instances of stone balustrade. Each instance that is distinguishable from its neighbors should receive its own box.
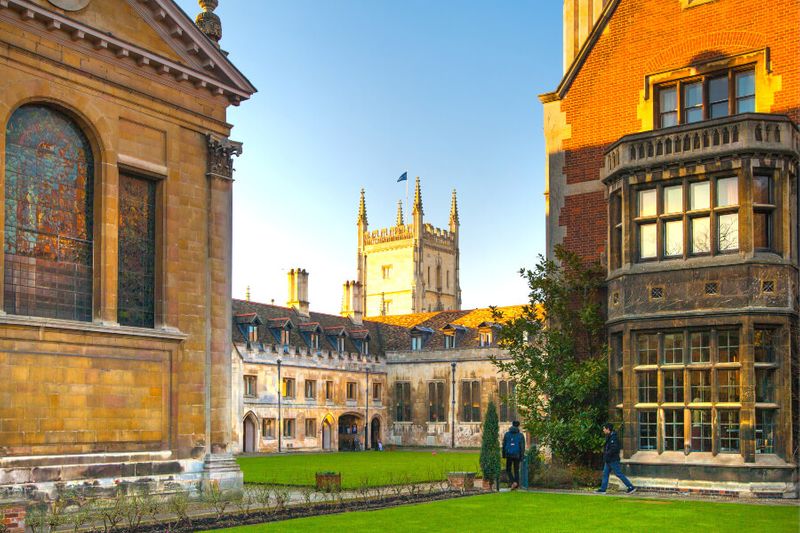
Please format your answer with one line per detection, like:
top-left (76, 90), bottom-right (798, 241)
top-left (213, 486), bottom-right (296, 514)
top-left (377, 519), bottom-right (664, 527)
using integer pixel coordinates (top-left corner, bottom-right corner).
top-left (602, 113), bottom-right (800, 181)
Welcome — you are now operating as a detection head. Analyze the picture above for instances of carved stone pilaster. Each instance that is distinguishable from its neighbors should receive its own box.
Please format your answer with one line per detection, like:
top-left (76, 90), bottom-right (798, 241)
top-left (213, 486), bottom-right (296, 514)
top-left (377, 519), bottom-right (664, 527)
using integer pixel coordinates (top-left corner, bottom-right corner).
top-left (206, 134), bottom-right (242, 181)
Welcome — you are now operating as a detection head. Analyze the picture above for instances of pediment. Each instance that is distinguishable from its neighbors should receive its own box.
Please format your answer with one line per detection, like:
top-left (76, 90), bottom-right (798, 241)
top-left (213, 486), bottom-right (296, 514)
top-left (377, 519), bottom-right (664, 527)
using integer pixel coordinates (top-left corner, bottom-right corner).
top-left (1, 0), bottom-right (255, 103)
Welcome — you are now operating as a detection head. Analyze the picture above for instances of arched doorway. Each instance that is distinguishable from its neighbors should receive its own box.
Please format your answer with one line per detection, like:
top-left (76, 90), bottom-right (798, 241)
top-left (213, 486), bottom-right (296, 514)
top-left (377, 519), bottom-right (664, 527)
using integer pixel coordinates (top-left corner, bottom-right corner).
top-left (338, 413), bottom-right (363, 451)
top-left (370, 417), bottom-right (381, 449)
top-left (322, 414), bottom-right (334, 451)
top-left (243, 413), bottom-right (258, 453)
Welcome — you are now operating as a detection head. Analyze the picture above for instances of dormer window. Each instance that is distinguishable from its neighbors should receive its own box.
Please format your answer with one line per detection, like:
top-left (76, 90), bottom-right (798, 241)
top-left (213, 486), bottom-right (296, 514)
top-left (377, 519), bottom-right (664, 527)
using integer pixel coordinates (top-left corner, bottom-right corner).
top-left (247, 325), bottom-right (258, 343)
top-left (337, 336), bottom-right (345, 353)
top-left (411, 336), bottom-right (423, 351)
top-left (480, 331), bottom-right (493, 347)
top-left (311, 333), bottom-right (320, 350)
top-left (280, 329), bottom-right (291, 346)
top-left (363, 340), bottom-right (369, 356)
top-left (444, 334), bottom-right (455, 349)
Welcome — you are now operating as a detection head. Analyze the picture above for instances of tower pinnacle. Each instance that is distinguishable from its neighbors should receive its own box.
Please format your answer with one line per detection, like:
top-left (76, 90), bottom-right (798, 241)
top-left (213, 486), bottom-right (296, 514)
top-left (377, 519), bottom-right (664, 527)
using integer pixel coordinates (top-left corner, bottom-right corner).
top-left (449, 189), bottom-right (459, 230)
top-left (396, 200), bottom-right (405, 226)
top-left (412, 176), bottom-right (423, 216)
top-left (357, 188), bottom-right (368, 226)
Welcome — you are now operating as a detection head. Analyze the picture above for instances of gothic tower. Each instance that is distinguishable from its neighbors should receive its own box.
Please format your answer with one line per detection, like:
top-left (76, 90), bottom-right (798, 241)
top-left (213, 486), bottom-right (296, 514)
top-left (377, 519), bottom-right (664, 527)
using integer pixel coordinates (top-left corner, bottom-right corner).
top-left (346, 178), bottom-right (461, 317)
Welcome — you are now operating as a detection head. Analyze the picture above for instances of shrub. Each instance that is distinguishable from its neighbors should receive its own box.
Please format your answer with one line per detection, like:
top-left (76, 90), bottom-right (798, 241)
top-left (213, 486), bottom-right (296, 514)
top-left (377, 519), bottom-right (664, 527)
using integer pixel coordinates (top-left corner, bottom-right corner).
top-left (479, 400), bottom-right (501, 489)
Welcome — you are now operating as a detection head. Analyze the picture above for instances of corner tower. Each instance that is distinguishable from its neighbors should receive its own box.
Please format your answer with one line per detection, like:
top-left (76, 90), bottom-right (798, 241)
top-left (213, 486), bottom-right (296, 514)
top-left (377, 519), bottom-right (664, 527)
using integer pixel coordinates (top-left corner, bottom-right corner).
top-left (352, 178), bottom-right (461, 316)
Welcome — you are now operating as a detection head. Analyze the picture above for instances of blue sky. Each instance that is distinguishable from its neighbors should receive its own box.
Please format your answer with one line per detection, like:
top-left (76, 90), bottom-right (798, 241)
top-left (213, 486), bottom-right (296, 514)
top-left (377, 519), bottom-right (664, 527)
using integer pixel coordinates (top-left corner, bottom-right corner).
top-left (176, 0), bottom-right (563, 313)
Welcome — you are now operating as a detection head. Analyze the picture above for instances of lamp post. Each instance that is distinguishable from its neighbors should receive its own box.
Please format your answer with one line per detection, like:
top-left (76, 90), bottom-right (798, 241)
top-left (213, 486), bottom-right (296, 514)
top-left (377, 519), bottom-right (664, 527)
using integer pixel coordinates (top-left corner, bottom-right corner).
top-left (365, 365), bottom-right (370, 450)
top-left (450, 361), bottom-right (456, 448)
top-left (277, 358), bottom-right (282, 453)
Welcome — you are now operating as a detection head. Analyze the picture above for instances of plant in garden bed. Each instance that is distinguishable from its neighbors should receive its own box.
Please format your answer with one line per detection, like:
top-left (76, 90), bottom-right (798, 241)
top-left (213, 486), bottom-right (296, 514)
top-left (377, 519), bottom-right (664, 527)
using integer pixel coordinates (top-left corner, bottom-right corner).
top-left (479, 400), bottom-right (501, 491)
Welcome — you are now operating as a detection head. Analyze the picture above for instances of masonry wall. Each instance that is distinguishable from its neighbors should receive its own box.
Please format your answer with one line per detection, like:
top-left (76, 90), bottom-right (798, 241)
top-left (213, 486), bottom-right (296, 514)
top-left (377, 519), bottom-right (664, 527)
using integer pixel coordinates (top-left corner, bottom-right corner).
top-left (363, 239), bottom-right (416, 316)
top-left (233, 343), bottom-right (389, 453)
top-left (0, 0), bottom-right (238, 483)
top-left (386, 349), bottom-right (518, 448)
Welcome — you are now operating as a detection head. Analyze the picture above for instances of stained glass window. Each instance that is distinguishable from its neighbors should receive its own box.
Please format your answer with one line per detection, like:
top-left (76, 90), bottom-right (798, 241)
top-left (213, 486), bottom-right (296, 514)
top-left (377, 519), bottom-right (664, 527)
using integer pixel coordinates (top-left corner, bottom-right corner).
top-left (4, 105), bottom-right (94, 321)
top-left (118, 174), bottom-right (156, 327)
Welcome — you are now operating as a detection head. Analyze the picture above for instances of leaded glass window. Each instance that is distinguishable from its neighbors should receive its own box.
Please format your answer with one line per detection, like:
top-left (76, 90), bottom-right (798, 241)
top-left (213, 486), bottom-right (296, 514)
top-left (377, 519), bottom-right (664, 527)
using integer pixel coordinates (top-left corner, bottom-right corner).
top-left (690, 409), bottom-right (711, 452)
top-left (638, 410), bottom-right (657, 450)
top-left (4, 105), bottom-right (93, 321)
top-left (118, 174), bottom-right (156, 327)
top-left (719, 410), bottom-right (739, 452)
top-left (664, 409), bottom-right (684, 451)
top-left (755, 409), bottom-right (775, 454)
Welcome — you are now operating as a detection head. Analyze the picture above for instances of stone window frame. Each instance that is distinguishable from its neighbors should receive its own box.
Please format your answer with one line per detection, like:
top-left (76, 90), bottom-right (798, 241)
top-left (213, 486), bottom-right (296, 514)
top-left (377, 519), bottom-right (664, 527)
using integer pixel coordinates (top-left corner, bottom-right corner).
top-left (394, 381), bottom-right (412, 422)
top-left (632, 328), bottom-right (749, 455)
top-left (633, 174), bottom-right (742, 263)
top-left (498, 379), bottom-right (517, 422)
top-left (460, 379), bottom-right (481, 423)
top-left (304, 418), bottom-right (317, 439)
top-left (304, 379), bottom-right (316, 401)
top-left (325, 380), bottom-right (334, 402)
top-left (243, 375), bottom-right (257, 398)
top-left (282, 377), bottom-right (296, 399)
top-left (262, 418), bottom-right (276, 439)
top-left (654, 66), bottom-right (756, 129)
top-left (345, 381), bottom-right (358, 402)
top-left (282, 418), bottom-right (295, 439)
top-left (372, 381), bottom-right (382, 403)
top-left (427, 380), bottom-right (446, 423)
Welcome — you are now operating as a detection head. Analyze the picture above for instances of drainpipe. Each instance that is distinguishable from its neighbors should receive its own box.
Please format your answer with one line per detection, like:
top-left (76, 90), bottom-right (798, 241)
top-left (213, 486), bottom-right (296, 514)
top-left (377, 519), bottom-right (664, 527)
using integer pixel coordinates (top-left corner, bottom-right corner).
top-left (450, 361), bottom-right (457, 448)
top-left (277, 358), bottom-right (282, 453)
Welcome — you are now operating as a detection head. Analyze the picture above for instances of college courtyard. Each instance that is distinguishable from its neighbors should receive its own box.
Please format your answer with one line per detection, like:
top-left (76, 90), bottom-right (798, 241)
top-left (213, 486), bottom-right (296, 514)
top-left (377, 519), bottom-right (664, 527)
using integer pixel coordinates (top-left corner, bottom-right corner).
top-left (0, 0), bottom-right (798, 531)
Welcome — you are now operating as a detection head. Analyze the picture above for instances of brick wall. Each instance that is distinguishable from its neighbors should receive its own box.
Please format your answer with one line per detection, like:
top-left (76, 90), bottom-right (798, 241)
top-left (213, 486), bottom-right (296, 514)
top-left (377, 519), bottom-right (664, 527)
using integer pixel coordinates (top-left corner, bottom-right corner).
top-left (552, 0), bottom-right (799, 262)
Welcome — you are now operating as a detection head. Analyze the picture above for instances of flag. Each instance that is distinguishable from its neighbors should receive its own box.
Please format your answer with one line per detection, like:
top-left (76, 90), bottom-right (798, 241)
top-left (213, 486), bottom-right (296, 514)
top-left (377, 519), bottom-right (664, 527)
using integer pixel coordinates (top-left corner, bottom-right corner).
top-left (397, 172), bottom-right (408, 183)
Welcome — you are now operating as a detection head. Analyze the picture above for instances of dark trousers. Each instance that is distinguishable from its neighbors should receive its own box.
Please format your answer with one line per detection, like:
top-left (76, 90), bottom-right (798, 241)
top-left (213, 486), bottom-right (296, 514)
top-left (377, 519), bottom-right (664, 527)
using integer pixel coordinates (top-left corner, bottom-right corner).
top-left (505, 457), bottom-right (520, 484)
top-left (600, 461), bottom-right (634, 491)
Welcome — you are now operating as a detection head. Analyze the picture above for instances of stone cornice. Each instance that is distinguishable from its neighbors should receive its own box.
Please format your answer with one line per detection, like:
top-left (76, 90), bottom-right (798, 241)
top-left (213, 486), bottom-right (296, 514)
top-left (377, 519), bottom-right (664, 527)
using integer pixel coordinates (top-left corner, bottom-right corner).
top-left (0, 0), bottom-right (255, 104)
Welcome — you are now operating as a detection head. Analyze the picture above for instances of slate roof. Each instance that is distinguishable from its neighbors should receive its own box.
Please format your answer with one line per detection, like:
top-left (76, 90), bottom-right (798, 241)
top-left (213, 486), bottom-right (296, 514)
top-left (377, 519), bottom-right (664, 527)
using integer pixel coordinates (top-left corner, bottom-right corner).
top-left (232, 300), bottom-right (528, 355)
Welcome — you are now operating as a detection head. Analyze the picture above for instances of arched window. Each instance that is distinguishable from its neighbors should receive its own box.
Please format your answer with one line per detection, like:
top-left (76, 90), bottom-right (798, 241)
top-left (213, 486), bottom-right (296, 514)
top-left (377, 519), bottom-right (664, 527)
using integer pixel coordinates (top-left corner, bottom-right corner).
top-left (4, 105), bottom-right (94, 321)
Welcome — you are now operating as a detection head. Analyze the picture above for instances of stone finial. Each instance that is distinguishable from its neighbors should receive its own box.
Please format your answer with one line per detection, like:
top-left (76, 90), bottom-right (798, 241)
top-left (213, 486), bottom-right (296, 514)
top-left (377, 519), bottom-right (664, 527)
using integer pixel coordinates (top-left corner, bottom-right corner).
top-left (196, 0), bottom-right (222, 47)
top-left (412, 176), bottom-right (423, 216)
top-left (449, 189), bottom-right (459, 228)
top-left (396, 200), bottom-right (405, 226)
top-left (245, 285), bottom-right (251, 302)
top-left (357, 188), bottom-right (368, 226)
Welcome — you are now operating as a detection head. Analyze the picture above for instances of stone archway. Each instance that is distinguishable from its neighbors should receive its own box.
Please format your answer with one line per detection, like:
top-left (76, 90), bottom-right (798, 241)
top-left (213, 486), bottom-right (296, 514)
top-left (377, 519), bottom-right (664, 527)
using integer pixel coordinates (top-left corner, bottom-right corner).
top-left (243, 413), bottom-right (258, 453)
top-left (338, 413), bottom-right (364, 451)
top-left (370, 416), bottom-right (381, 449)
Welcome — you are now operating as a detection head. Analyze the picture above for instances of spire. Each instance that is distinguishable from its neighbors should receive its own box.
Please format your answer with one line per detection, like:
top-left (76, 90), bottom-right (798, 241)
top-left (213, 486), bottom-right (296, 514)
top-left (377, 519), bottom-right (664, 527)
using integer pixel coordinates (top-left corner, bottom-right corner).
top-left (357, 188), bottom-right (368, 226)
top-left (245, 285), bottom-right (251, 302)
top-left (449, 189), bottom-right (459, 230)
top-left (412, 176), bottom-right (423, 216)
top-left (196, 0), bottom-right (222, 47)
top-left (396, 200), bottom-right (405, 226)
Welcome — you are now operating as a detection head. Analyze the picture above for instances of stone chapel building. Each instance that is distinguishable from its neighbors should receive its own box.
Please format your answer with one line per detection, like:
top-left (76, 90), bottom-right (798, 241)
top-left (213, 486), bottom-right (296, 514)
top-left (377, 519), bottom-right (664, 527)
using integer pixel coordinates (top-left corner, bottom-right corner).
top-left (0, 0), bottom-right (254, 498)
top-left (350, 177), bottom-right (462, 317)
top-left (542, 0), bottom-right (798, 497)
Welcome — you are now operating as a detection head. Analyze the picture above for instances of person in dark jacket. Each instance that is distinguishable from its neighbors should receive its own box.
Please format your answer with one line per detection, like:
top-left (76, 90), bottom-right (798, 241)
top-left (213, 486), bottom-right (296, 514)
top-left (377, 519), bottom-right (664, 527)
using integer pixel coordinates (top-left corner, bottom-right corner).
top-left (597, 423), bottom-right (636, 494)
top-left (502, 421), bottom-right (525, 489)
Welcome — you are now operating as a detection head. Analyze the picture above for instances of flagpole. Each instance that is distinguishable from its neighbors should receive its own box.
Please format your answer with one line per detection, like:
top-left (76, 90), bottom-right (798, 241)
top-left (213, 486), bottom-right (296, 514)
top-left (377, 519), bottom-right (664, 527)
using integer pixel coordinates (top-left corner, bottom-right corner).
top-left (405, 173), bottom-right (409, 224)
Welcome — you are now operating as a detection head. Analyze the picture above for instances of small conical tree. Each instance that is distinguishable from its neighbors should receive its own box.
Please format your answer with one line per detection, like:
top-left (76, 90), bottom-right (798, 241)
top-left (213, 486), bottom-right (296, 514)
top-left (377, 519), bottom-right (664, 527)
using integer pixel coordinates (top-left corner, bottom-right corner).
top-left (480, 400), bottom-right (501, 490)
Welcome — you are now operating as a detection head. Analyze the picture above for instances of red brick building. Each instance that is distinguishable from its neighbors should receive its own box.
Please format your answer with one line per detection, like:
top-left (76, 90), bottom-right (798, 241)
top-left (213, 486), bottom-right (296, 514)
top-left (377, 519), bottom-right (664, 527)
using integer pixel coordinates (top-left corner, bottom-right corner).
top-left (541, 0), bottom-right (798, 497)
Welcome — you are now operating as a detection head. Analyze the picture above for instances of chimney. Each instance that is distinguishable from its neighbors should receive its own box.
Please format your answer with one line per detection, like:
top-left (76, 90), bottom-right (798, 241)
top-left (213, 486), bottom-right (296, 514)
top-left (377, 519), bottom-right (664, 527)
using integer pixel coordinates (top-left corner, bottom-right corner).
top-left (341, 280), bottom-right (363, 325)
top-left (563, 0), bottom-right (608, 73)
top-left (287, 268), bottom-right (310, 316)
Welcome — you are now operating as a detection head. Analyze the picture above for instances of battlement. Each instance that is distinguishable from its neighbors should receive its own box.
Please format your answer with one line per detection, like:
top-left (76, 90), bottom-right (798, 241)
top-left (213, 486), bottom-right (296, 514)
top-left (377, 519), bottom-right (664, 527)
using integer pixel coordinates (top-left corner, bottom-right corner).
top-left (364, 224), bottom-right (413, 245)
top-left (422, 223), bottom-right (456, 247)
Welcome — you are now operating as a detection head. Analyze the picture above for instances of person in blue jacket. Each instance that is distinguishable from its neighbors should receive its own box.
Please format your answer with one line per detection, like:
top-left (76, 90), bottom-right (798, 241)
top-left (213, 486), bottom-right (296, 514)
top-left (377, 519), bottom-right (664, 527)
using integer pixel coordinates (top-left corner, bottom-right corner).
top-left (596, 423), bottom-right (636, 494)
top-left (502, 421), bottom-right (525, 489)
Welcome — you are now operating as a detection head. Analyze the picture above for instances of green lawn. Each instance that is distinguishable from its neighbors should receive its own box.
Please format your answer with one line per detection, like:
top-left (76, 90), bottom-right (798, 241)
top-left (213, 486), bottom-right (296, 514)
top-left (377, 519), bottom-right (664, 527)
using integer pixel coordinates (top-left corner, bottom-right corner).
top-left (211, 491), bottom-right (799, 532)
top-left (237, 450), bottom-right (480, 488)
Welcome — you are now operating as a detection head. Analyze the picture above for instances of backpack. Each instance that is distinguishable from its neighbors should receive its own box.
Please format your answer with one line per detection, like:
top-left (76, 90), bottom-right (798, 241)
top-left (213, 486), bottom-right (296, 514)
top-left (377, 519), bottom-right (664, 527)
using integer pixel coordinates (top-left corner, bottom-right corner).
top-left (505, 434), bottom-right (519, 457)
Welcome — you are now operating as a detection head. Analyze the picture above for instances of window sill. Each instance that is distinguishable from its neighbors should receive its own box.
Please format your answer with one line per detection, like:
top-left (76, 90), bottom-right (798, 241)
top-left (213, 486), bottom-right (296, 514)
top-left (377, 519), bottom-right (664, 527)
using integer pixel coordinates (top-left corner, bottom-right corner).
top-left (0, 313), bottom-right (187, 340)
